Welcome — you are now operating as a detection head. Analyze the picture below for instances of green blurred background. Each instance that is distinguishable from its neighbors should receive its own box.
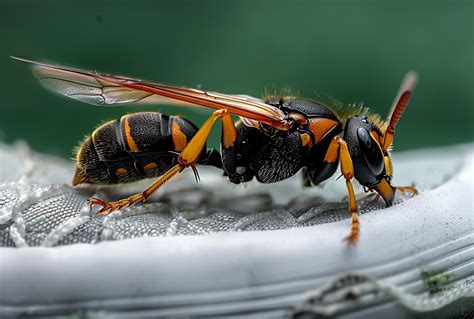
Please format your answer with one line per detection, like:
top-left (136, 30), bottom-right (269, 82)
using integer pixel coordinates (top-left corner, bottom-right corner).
top-left (1, 0), bottom-right (473, 158)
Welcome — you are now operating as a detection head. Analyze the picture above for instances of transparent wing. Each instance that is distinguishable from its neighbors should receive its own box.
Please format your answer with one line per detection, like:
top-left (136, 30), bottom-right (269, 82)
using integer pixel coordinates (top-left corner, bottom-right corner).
top-left (12, 56), bottom-right (291, 130)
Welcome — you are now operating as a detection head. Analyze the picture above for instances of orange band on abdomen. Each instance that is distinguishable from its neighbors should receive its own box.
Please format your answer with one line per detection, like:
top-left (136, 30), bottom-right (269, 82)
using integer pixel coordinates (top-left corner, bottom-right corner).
top-left (122, 115), bottom-right (139, 152)
top-left (172, 119), bottom-right (188, 152)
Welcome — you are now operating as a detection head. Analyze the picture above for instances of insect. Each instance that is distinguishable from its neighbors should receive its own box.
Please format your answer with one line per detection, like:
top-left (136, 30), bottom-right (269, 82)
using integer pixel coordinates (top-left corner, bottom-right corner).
top-left (13, 56), bottom-right (418, 244)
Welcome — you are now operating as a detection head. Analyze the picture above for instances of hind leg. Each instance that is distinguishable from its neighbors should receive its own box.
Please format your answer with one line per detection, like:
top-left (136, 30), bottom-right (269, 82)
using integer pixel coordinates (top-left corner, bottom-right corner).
top-left (89, 109), bottom-right (237, 214)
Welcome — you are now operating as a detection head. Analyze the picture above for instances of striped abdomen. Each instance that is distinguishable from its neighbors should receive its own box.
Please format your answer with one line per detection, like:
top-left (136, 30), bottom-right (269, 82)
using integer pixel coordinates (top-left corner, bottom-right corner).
top-left (73, 112), bottom-right (200, 185)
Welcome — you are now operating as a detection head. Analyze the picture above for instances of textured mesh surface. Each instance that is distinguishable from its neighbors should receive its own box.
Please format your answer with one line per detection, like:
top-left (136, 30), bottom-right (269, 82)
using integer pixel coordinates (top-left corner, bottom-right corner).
top-left (0, 142), bottom-right (413, 248)
top-left (0, 181), bottom-right (397, 247)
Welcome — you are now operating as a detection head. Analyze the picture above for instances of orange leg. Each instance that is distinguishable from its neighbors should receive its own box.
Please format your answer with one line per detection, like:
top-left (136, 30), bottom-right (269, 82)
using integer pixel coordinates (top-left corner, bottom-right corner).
top-left (396, 185), bottom-right (418, 196)
top-left (89, 109), bottom-right (235, 215)
top-left (335, 136), bottom-right (360, 245)
top-left (382, 154), bottom-right (418, 199)
top-left (89, 165), bottom-right (184, 214)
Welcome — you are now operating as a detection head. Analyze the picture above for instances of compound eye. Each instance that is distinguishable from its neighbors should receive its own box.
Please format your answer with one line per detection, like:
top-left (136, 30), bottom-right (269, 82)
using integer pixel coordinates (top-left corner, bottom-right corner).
top-left (357, 127), bottom-right (384, 177)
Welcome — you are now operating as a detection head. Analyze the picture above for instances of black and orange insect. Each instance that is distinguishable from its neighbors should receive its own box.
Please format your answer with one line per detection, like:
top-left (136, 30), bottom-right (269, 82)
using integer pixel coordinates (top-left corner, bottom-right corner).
top-left (13, 56), bottom-right (418, 244)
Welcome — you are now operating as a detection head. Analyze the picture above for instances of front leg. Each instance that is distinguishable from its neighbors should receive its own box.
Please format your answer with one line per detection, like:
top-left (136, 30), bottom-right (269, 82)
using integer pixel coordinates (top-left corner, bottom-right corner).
top-left (396, 185), bottom-right (418, 196)
top-left (335, 136), bottom-right (360, 245)
top-left (382, 154), bottom-right (418, 200)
